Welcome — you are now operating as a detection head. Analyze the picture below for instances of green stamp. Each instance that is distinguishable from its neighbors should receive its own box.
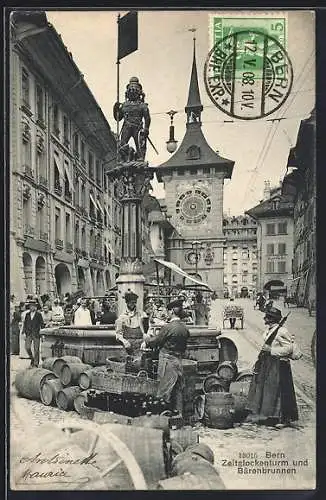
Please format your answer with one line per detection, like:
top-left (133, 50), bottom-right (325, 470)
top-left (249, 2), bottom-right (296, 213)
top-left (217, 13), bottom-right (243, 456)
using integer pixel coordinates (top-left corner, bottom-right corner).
top-left (205, 16), bottom-right (292, 120)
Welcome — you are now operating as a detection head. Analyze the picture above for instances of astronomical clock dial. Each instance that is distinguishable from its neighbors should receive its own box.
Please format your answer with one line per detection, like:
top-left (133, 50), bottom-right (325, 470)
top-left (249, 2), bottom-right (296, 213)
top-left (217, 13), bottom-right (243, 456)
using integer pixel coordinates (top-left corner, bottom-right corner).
top-left (175, 189), bottom-right (211, 224)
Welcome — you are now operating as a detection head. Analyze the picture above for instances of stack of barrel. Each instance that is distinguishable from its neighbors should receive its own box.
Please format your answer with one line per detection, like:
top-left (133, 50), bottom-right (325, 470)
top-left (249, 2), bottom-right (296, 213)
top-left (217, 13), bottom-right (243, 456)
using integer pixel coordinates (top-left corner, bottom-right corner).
top-left (14, 356), bottom-right (98, 417)
top-left (201, 368), bottom-right (253, 429)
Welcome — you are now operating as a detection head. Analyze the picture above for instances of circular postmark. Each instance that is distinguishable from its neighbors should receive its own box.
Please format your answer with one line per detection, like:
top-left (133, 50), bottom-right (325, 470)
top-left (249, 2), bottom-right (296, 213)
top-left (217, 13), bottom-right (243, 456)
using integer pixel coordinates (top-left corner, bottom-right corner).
top-left (204, 30), bottom-right (293, 120)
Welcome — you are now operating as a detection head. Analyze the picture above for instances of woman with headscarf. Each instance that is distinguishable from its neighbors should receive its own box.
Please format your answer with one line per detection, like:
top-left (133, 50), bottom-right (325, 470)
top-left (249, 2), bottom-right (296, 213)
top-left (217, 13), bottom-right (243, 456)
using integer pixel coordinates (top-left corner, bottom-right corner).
top-left (246, 307), bottom-right (299, 427)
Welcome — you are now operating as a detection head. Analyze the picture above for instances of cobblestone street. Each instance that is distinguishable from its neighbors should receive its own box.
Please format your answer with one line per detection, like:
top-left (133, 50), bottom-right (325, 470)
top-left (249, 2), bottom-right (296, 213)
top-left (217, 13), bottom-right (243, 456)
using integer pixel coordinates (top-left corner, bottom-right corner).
top-left (10, 298), bottom-right (316, 490)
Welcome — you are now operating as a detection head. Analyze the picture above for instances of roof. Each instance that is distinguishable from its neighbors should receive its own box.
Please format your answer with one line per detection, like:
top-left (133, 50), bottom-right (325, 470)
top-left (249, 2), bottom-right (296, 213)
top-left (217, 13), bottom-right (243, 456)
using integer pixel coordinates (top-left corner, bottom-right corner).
top-left (246, 191), bottom-right (294, 219)
top-left (154, 259), bottom-right (213, 291)
top-left (13, 11), bottom-right (116, 157)
top-left (156, 38), bottom-right (234, 178)
top-left (156, 123), bottom-right (234, 176)
top-left (185, 39), bottom-right (203, 114)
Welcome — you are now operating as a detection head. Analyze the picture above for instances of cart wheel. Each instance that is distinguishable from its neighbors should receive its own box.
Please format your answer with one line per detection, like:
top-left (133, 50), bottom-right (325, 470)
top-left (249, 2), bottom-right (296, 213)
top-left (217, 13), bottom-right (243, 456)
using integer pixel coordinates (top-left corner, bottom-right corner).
top-left (51, 420), bottom-right (148, 490)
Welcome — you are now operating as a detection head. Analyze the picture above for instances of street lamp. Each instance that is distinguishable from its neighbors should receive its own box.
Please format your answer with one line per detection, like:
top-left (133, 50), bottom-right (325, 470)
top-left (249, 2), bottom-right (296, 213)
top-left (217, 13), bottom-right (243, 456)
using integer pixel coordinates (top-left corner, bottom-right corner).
top-left (166, 110), bottom-right (178, 153)
top-left (191, 240), bottom-right (203, 277)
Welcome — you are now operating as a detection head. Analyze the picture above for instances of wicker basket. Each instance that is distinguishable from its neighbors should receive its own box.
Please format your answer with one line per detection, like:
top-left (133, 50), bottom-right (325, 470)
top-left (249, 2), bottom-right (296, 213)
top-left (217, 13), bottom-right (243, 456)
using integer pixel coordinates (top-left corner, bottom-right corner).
top-left (106, 357), bottom-right (128, 373)
top-left (91, 370), bottom-right (159, 396)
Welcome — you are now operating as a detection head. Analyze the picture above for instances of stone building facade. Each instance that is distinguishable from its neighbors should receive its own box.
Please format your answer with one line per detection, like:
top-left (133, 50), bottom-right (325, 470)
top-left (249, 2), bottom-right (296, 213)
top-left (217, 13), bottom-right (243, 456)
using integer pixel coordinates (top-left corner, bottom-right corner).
top-left (222, 215), bottom-right (258, 297)
top-left (282, 110), bottom-right (316, 307)
top-left (156, 40), bottom-right (234, 296)
top-left (10, 11), bottom-right (119, 300)
top-left (246, 184), bottom-right (294, 295)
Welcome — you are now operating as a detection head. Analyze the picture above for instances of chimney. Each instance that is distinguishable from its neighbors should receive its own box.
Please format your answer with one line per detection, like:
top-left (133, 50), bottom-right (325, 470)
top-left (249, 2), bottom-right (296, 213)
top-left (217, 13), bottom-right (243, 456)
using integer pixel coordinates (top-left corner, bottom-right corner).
top-left (263, 180), bottom-right (271, 200)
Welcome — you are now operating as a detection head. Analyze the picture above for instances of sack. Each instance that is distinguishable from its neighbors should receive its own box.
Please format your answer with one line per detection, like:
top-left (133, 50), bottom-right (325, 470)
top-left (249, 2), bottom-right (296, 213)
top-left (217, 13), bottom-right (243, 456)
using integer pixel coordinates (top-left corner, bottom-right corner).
top-left (289, 341), bottom-right (303, 361)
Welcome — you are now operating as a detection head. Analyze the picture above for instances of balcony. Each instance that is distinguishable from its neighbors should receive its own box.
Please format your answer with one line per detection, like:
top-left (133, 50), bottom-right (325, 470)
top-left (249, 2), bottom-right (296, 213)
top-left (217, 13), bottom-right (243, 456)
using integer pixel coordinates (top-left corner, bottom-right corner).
top-left (54, 183), bottom-right (63, 196)
top-left (40, 231), bottom-right (48, 242)
top-left (55, 239), bottom-right (64, 250)
top-left (66, 242), bottom-right (73, 253)
top-left (24, 224), bottom-right (34, 237)
top-left (39, 175), bottom-right (48, 188)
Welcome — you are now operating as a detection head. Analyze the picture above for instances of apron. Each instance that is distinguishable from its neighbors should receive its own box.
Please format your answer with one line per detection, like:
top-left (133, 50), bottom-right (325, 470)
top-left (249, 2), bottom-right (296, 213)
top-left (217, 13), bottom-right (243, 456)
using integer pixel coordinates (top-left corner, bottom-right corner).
top-left (123, 325), bottom-right (143, 356)
top-left (157, 351), bottom-right (184, 403)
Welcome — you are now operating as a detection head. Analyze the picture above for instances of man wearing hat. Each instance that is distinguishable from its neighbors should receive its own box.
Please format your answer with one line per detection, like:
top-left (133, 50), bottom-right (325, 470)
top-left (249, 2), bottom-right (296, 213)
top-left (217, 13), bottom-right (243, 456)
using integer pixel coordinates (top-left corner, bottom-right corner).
top-left (143, 297), bottom-right (190, 416)
top-left (115, 291), bottom-right (148, 355)
top-left (21, 299), bottom-right (45, 367)
top-left (246, 307), bottom-right (298, 427)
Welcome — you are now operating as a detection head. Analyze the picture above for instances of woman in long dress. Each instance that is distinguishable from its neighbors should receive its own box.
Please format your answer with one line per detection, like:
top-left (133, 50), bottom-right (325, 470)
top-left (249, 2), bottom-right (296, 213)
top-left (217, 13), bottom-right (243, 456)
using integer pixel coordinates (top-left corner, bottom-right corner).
top-left (246, 307), bottom-right (298, 427)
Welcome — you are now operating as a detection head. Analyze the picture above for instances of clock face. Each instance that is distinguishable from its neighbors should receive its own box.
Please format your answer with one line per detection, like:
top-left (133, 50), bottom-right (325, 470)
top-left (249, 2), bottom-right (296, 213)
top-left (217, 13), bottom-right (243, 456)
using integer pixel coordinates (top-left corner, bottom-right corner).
top-left (176, 189), bottom-right (211, 224)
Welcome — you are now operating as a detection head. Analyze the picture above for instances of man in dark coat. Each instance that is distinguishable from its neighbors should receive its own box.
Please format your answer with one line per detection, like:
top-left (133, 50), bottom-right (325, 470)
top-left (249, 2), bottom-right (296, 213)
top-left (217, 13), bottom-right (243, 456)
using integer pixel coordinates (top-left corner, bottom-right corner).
top-left (22, 299), bottom-right (45, 367)
top-left (143, 298), bottom-right (190, 416)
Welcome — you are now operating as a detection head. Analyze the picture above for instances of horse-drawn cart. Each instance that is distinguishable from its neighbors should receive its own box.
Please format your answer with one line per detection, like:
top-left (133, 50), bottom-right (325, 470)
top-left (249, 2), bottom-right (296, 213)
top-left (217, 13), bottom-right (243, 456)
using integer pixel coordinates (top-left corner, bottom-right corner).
top-left (222, 305), bottom-right (244, 329)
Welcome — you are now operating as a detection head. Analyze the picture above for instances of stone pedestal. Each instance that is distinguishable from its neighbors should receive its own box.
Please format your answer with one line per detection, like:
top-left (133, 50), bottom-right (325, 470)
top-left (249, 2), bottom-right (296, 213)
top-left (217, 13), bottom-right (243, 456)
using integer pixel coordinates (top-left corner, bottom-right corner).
top-left (106, 161), bottom-right (155, 316)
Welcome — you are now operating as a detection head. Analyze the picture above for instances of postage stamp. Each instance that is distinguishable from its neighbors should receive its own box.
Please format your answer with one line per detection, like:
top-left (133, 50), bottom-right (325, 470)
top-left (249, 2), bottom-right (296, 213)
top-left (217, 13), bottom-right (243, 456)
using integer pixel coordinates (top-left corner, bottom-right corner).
top-left (206, 14), bottom-right (292, 120)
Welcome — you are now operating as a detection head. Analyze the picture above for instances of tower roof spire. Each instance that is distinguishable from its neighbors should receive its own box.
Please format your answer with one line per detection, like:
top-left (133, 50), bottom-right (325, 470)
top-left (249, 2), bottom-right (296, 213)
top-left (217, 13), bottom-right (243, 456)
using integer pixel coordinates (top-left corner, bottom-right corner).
top-left (185, 30), bottom-right (203, 121)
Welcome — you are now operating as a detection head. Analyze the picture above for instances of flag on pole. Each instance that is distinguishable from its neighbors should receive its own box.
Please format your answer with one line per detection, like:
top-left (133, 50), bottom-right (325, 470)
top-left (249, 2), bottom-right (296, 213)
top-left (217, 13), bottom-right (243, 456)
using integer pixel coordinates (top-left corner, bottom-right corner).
top-left (118, 11), bottom-right (138, 60)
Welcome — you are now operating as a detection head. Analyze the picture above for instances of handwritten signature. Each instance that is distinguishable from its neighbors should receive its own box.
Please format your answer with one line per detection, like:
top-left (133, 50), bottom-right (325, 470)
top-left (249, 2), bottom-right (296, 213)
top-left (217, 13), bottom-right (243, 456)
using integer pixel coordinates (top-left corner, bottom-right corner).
top-left (19, 451), bottom-right (98, 466)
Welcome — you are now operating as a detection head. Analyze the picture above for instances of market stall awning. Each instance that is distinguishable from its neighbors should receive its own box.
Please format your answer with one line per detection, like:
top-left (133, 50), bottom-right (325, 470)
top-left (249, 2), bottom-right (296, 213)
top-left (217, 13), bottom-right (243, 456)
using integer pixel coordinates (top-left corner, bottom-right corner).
top-left (154, 258), bottom-right (213, 291)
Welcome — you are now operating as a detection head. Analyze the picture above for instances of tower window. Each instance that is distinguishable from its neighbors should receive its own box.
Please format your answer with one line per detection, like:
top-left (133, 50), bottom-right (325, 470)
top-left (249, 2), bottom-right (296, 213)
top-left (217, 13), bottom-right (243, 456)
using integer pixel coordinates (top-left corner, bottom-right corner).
top-left (186, 145), bottom-right (201, 160)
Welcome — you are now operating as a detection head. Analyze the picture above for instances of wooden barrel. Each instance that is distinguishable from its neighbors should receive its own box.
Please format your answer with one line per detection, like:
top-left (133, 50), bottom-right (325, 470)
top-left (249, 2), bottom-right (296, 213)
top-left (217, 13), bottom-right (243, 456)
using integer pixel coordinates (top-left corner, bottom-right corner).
top-left (157, 471), bottom-right (223, 490)
top-left (216, 361), bottom-right (238, 382)
top-left (185, 443), bottom-right (215, 464)
top-left (40, 378), bottom-right (63, 406)
top-left (73, 423), bottom-right (167, 489)
top-left (92, 410), bottom-right (133, 426)
top-left (182, 359), bottom-right (198, 374)
top-left (203, 374), bottom-right (228, 394)
top-left (41, 357), bottom-right (59, 371)
top-left (60, 362), bottom-right (92, 386)
top-left (52, 356), bottom-right (82, 376)
top-left (229, 380), bottom-right (252, 422)
top-left (73, 390), bottom-right (95, 419)
top-left (171, 453), bottom-right (225, 489)
top-left (79, 369), bottom-right (93, 389)
top-left (216, 336), bottom-right (238, 363)
top-left (236, 369), bottom-right (254, 383)
top-left (132, 413), bottom-right (170, 435)
top-left (14, 368), bottom-right (58, 401)
top-left (169, 427), bottom-right (199, 451)
top-left (204, 392), bottom-right (235, 429)
top-left (56, 386), bottom-right (82, 410)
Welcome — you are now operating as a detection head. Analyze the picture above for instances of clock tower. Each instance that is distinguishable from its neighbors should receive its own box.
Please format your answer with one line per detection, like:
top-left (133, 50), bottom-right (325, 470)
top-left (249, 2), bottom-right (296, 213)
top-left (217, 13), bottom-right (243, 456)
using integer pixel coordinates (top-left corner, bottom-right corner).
top-left (156, 38), bottom-right (234, 296)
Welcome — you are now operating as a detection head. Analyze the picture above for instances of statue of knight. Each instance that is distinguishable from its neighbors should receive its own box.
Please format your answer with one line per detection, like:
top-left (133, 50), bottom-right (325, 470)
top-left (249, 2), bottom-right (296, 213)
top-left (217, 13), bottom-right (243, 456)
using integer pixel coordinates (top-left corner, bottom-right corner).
top-left (113, 77), bottom-right (151, 162)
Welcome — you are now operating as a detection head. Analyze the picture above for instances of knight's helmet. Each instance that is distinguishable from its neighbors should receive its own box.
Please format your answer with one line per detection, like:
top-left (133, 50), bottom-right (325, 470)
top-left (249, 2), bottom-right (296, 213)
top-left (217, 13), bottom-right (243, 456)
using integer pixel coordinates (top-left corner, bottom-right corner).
top-left (125, 76), bottom-right (145, 101)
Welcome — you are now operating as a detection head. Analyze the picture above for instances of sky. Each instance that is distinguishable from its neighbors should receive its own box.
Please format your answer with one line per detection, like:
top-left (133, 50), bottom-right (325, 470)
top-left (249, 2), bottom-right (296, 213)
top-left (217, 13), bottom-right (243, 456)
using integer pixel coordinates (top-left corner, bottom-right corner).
top-left (46, 9), bottom-right (315, 215)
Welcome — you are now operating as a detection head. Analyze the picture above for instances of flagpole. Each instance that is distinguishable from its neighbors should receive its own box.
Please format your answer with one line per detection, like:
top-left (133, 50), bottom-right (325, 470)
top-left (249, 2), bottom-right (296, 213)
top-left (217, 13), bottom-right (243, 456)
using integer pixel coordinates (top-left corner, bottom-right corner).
top-left (116, 13), bottom-right (121, 163)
